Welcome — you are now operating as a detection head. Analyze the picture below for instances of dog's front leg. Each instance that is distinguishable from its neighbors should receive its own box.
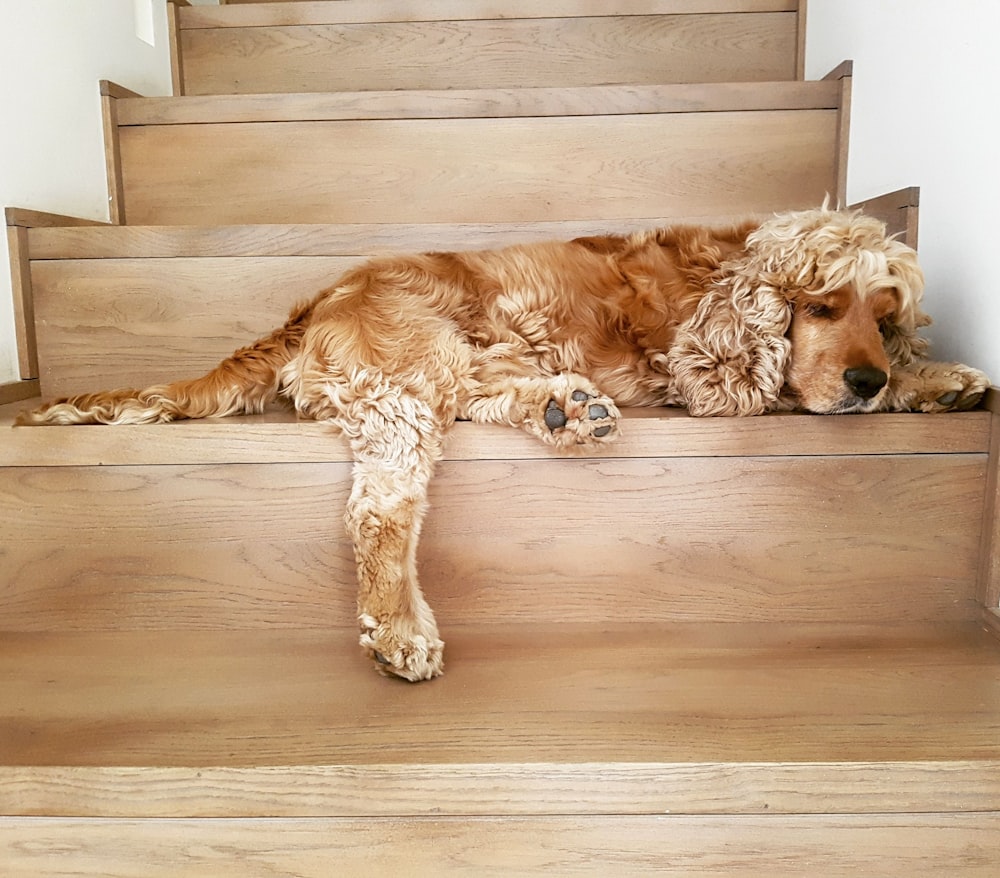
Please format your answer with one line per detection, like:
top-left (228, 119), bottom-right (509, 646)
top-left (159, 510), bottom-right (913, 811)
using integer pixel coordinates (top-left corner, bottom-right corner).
top-left (342, 394), bottom-right (446, 682)
top-left (880, 360), bottom-right (989, 412)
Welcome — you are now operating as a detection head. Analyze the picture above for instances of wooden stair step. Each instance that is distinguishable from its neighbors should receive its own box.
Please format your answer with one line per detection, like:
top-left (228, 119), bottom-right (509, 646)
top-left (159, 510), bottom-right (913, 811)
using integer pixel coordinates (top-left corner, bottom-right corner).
top-left (103, 77), bottom-right (849, 225)
top-left (1, 401), bottom-right (991, 630)
top-left (3, 813), bottom-right (999, 877)
top-left (3, 622), bottom-right (1000, 815)
top-left (174, 0), bottom-right (803, 96)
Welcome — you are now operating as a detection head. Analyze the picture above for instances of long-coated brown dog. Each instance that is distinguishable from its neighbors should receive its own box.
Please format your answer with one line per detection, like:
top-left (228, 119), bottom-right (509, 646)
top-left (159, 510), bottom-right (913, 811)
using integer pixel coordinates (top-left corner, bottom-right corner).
top-left (18, 206), bottom-right (989, 680)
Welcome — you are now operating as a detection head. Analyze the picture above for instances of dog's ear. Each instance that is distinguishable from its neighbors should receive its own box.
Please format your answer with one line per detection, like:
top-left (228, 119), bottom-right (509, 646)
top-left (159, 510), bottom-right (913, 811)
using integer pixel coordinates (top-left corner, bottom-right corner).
top-left (667, 275), bottom-right (791, 416)
top-left (881, 307), bottom-right (931, 365)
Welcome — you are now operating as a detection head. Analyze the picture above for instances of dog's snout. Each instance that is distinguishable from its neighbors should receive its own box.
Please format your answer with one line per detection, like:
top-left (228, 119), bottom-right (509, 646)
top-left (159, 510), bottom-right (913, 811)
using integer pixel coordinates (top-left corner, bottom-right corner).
top-left (844, 366), bottom-right (888, 400)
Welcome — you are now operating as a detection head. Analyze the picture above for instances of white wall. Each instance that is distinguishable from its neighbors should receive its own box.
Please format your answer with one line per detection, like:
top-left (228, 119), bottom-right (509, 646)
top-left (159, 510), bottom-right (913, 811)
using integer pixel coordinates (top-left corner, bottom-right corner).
top-left (806, 0), bottom-right (999, 378)
top-left (0, 0), bottom-right (176, 385)
top-left (0, 2), bottom-right (996, 385)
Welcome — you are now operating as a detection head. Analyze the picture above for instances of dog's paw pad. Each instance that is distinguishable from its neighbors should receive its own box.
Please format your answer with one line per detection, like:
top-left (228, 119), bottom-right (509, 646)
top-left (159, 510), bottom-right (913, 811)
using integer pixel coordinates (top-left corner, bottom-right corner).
top-left (936, 391), bottom-right (960, 407)
top-left (541, 383), bottom-right (620, 447)
top-left (545, 399), bottom-right (568, 430)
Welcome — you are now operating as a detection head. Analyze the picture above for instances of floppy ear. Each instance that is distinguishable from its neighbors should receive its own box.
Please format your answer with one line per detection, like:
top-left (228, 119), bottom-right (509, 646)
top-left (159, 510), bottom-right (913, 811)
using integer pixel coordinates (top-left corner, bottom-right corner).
top-left (878, 239), bottom-right (931, 366)
top-left (667, 272), bottom-right (792, 417)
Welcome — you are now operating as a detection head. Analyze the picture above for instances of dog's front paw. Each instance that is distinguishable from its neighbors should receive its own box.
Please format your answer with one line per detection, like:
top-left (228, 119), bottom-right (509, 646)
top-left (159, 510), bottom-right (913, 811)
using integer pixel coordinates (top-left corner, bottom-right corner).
top-left (538, 378), bottom-right (620, 448)
top-left (359, 613), bottom-right (444, 682)
top-left (901, 362), bottom-right (989, 412)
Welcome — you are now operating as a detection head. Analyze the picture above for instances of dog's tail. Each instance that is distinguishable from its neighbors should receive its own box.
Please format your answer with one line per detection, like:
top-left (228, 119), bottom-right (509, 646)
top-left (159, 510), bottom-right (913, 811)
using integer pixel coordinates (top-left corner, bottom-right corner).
top-left (16, 299), bottom-right (315, 426)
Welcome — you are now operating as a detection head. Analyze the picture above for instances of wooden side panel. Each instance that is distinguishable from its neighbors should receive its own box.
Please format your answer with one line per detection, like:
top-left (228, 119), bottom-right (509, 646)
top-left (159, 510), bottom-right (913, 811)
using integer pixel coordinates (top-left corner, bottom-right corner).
top-left (117, 111), bottom-right (839, 225)
top-left (1, 814), bottom-right (999, 877)
top-left (851, 186), bottom-right (921, 250)
top-left (6, 224), bottom-right (38, 379)
top-left (179, 13), bottom-right (798, 94)
top-left (0, 455), bottom-right (984, 630)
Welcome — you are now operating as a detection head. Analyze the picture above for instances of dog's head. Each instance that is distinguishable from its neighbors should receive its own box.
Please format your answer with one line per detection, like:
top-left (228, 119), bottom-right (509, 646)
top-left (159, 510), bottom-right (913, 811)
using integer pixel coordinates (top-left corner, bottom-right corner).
top-left (669, 206), bottom-right (929, 416)
top-left (745, 207), bottom-right (928, 413)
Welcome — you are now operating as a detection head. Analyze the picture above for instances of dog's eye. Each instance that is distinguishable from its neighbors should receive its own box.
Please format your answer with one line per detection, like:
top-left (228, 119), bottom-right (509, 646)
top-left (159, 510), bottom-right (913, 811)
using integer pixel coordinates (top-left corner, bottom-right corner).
top-left (803, 302), bottom-right (836, 319)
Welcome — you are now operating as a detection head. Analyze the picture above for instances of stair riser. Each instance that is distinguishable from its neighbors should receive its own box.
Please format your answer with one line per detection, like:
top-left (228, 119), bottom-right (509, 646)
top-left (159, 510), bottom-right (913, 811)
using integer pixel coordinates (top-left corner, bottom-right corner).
top-left (179, 14), bottom-right (798, 95)
top-left (115, 110), bottom-right (841, 225)
top-left (1, 454), bottom-right (985, 629)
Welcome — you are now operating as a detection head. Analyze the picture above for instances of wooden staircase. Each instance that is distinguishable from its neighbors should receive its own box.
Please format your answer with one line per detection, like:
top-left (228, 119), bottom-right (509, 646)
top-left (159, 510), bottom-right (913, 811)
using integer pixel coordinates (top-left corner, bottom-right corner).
top-left (2, 1), bottom-right (1000, 873)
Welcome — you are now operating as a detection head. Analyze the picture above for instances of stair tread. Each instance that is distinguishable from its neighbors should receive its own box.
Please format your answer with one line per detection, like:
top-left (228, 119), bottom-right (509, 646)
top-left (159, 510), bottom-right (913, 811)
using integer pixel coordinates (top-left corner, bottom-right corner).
top-left (115, 81), bottom-right (841, 125)
top-left (3, 622), bottom-right (1000, 816)
top-left (180, 0), bottom-right (799, 29)
top-left (1, 403), bottom-right (991, 466)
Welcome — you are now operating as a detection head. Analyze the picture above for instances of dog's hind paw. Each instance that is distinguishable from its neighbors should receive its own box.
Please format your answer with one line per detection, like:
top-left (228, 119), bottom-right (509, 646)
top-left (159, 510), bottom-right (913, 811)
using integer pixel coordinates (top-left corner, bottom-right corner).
top-left (539, 378), bottom-right (620, 448)
top-left (359, 614), bottom-right (444, 682)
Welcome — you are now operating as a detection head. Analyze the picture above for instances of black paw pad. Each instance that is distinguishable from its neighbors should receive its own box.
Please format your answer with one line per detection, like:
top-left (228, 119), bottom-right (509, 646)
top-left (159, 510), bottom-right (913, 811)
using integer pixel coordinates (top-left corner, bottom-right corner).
top-left (936, 391), bottom-right (960, 406)
top-left (571, 390), bottom-right (590, 402)
top-left (593, 425), bottom-right (612, 437)
top-left (588, 403), bottom-right (608, 420)
top-left (545, 400), bottom-right (568, 430)
top-left (374, 651), bottom-right (391, 665)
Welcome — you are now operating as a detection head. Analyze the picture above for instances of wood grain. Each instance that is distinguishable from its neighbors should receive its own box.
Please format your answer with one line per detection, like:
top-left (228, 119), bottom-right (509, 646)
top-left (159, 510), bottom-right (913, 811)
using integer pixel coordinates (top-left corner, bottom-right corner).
top-left (6, 223), bottom-right (38, 378)
top-left (0, 455), bottom-right (985, 629)
top-left (2, 625), bottom-right (999, 791)
top-left (100, 88), bottom-right (125, 225)
top-left (179, 14), bottom-right (797, 94)
top-left (30, 256), bottom-right (357, 397)
top-left (181, 0), bottom-right (800, 28)
top-left (850, 186), bottom-right (920, 250)
top-left (2, 404), bottom-right (990, 466)
top-left (27, 219), bottom-right (780, 260)
top-left (1, 814), bottom-right (998, 876)
top-left (0, 379), bottom-right (38, 405)
top-left (117, 111), bottom-right (839, 225)
top-left (117, 81), bottom-right (841, 125)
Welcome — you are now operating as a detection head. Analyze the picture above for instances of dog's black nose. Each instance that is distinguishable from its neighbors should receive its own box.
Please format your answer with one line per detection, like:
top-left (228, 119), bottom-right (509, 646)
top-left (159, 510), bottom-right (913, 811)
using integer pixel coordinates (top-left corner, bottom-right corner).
top-left (844, 366), bottom-right (888, 400)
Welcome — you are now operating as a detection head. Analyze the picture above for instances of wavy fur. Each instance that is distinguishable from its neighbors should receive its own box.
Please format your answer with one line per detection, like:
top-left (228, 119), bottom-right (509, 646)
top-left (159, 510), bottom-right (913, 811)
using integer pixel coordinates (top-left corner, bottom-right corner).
top-left (17, 207), bottom-right (989, 680)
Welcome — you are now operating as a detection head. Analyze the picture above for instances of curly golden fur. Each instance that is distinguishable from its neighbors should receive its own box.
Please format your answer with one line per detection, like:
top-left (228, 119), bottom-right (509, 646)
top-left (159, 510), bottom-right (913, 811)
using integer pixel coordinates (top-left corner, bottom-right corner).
top-left (18, 207), bottom-right (989, 680)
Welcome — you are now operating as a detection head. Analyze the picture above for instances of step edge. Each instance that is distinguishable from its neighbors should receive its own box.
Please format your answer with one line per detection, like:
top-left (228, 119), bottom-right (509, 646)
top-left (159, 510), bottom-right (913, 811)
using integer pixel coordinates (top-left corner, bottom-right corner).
top-left (1, 407), bottom-right (991, 466)
top-left (4, 759), bottom-right (999, 818)
top-left (115, 81), bottom-right (841, 126)
top-left (180, 0), bottom-right (800, 30)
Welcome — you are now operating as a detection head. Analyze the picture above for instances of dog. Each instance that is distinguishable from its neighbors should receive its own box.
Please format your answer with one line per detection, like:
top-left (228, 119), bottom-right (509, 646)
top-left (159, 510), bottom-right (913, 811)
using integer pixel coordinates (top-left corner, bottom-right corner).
top-left (17, 206), bottom-right (990, 681)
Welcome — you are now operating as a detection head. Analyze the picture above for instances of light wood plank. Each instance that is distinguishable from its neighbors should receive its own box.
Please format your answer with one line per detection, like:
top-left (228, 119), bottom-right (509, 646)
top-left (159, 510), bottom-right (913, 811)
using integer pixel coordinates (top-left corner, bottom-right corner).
top-left (1, 814), bottom-right (998, 876)
top-left (117, 111), bottom-right (839, 225)
top-left (5, 207), bottom-right (107, 229)
top-left (6, 759), bottom-right (1000, 819)
top-left (979, 405), bottom-right (1000, 609)
top-left (181, 0), bottom-right (800, 28)
top-left (850, 186), bottom-right (920, 250)
top-left (117, 81), bottom-right (841, 125)
top-left (166, 1), bottom-right (184, 96)
top-left (2, 626), bottom-right (999, 807)
top-left (0, 455), bottom-right (985, 629)
top-left (5, 224), bottom-right (38, 378)
top-left (0, 380), bottom-right (38, 406)
top-left (30, 256), bottom-right (356, 397)
top-left (26, 219), bottom-right (776, 260)
top-left (2, 404), bottom-right (991, 466)
top-left (99, 87), bottom-right (125, 225)
top-left (179, 13), bottom-right (798, 94)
